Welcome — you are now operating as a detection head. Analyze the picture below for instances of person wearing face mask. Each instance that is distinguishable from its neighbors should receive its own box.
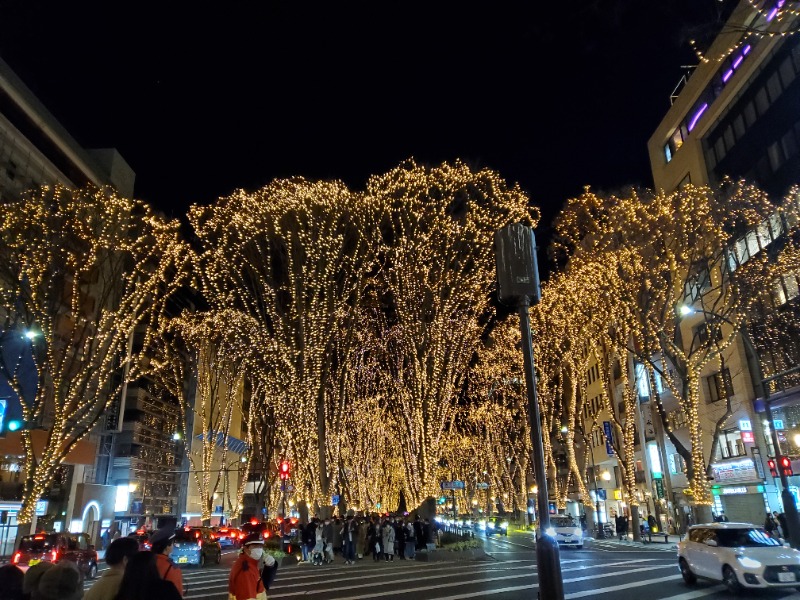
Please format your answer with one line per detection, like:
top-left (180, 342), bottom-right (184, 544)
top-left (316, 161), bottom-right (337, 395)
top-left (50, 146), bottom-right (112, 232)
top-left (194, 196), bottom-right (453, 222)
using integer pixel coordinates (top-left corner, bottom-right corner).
top-left (228, 533), bottom-right (275, 600)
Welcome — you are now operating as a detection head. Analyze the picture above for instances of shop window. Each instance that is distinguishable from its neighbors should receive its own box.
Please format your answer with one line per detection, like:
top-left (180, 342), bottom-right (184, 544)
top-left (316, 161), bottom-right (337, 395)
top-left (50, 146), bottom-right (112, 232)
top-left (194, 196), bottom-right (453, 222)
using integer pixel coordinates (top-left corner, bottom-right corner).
top-left (743, 101), bottom-right (757, 127)
top-left (733, 114), bottom-right (746, 140)
top-left (718, 428), bottom-right (745, 458)
top-left (779, 55), bottom-right (797, 89)
top-left (755, 87), bottom-right (770, 115)
top-left (706, 368), bottom-right (733, 403)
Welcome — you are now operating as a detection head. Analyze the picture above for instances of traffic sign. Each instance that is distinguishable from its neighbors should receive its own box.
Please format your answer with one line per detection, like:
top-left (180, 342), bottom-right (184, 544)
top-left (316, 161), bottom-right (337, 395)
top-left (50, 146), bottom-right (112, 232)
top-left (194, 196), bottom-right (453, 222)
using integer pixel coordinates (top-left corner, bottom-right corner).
top-left (332, 494), bottom-right (340, 505)
top-left (441, 480), bottom-right (465, 490)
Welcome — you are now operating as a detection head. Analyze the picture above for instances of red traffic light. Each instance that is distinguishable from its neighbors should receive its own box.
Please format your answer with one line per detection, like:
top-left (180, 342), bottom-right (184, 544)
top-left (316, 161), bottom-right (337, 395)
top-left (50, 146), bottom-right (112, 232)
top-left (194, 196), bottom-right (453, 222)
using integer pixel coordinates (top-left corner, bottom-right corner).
top-left (780, 456), bottom-right (794, 477)
top-left (768, 459), bottom-right (778, 478)
top-left (279, 460), bottom-right (290, 480)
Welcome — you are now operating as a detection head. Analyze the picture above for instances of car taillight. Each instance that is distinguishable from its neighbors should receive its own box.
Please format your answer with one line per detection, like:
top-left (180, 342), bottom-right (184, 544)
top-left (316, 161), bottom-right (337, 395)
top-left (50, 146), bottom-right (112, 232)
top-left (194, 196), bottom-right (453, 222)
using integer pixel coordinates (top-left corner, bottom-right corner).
top-left (51, 549), bottom-right (58, 562)
top-left (12, 552), bottom-right (21, 564)
top-left (263, 531), bottom-right (270, 539)
top-left (197, 539), bottom-right (203, 548)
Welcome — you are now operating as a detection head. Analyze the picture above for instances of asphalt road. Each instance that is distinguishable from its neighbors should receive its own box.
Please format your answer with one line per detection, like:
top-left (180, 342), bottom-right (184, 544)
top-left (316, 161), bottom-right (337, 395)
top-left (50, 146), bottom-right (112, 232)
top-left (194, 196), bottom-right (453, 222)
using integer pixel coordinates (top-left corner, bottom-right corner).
top-left (82, 534), bottom-right (800, 599)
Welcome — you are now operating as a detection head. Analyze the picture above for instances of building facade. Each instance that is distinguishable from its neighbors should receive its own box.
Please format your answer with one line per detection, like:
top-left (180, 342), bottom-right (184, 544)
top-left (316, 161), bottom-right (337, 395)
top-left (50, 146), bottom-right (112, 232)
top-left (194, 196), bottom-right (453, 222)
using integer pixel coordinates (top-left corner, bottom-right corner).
top-left (647, 0), bottom-right (800, 528)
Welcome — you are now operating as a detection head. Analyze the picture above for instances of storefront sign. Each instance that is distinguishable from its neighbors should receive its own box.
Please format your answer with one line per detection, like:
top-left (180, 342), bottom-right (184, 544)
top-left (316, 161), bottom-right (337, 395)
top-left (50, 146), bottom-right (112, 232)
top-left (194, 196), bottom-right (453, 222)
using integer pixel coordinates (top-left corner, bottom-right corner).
top-left (741, 431), bottom-right (755, 443)
top-left (35, 500), bottom-right (48, 516)
top-left (774, 419), bottom-right (786, 430)
top-left (713, 484), bottom-right (766, 496)
top-left (739, 419), bottom-right (752, 431)
top-left (711, 458), bottom-right (759, 483)
top-left (603, 421), bottom-right (614, 455)
top-left (654, 478), bottom-right (664, 499)
top-left (613, 489), bottom-right (622, 500)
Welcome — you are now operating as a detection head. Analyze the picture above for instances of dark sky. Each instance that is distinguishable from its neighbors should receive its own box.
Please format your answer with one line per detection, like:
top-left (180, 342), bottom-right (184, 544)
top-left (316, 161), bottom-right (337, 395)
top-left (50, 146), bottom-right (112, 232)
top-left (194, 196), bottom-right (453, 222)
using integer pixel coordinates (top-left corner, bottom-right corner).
top-left (0, 1), bottom-right (728, 244)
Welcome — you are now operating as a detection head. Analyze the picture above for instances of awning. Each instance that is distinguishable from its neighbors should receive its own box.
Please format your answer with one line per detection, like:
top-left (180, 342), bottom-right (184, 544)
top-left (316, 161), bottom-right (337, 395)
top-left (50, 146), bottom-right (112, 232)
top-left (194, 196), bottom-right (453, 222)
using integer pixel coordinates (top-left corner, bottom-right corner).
top-left (194, 431), bottom-right (248, 454)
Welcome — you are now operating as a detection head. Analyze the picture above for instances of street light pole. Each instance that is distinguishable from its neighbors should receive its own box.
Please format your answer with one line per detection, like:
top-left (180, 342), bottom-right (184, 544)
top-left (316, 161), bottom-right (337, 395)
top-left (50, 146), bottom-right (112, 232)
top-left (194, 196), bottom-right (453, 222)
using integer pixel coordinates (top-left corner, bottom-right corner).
top-left (496, 224), bottom-right (564, 600)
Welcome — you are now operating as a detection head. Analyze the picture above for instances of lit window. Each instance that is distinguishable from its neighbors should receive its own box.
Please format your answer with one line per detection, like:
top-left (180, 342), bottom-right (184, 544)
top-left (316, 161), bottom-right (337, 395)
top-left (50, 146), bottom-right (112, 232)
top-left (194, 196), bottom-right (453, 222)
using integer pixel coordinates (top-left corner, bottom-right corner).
top-left (664, 143), bottom-right (673, 163)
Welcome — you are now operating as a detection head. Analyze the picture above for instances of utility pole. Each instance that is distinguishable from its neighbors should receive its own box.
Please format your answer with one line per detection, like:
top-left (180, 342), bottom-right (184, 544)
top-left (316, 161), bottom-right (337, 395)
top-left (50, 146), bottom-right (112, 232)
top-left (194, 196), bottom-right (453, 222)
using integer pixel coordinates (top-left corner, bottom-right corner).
top-left (496, 224), bottom-right (564, 600)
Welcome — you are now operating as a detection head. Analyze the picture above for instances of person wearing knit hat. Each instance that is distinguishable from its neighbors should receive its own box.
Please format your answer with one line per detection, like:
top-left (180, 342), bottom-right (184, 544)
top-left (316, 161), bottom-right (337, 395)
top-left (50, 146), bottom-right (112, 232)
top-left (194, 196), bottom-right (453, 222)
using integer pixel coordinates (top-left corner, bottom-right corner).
top-left (37, 561), bottom-right (83, 600)
top-left (23, 562), bottom-right (54, 600)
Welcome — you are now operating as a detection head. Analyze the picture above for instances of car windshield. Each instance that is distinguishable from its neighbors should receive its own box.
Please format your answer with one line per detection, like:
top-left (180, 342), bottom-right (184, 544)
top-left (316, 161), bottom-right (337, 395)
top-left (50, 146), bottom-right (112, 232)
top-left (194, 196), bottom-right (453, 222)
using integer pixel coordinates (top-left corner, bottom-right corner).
top-left (552, 517), bottom-right (576, 527)
top-left (716, 528), bottom-right (781, 548)
top-left (20, 535), bottom-right (57, 552)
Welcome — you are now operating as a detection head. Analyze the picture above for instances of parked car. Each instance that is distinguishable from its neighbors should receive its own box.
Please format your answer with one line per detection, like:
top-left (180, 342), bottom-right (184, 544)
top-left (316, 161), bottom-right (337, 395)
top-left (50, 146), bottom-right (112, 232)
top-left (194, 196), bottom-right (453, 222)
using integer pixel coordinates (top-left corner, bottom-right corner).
top-left (12, 532), bottom-right (99, 579)
top-left (170, 526), bottom-right (222, 567)
top-left (545, 515), bottom-right (584, 549)
top-left (678, 522), bottom-right (800, 593)
top-left (212, 526), bottom-right (243, 548)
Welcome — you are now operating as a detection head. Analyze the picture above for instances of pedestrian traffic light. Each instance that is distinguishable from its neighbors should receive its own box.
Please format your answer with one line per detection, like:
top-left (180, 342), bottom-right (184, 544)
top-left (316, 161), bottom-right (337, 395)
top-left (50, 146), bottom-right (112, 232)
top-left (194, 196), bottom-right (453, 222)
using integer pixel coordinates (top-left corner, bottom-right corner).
top-left (780, 455), bottom-right (794, 477)
top-left (768, 459), bottom-right (778, 478)
top-left (279, 460), bottom-right (290, 480)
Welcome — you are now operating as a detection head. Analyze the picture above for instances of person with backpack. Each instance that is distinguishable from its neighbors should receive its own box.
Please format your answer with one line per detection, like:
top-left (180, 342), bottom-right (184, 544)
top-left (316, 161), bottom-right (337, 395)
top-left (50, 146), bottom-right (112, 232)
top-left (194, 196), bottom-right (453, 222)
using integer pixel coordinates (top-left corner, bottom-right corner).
top-left (229, 533), bottom-right (275, 600)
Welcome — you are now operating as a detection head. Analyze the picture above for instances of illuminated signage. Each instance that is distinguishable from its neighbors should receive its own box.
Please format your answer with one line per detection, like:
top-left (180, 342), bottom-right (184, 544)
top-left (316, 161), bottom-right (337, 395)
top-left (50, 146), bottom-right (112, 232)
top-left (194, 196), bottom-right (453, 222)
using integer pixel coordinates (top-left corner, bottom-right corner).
top-left (741, 431), bottom-right (755, 443)
top-left (721, 486), bottom-right (748, 495)
top-left (774, 419), bottom-right (785, 430)
top-left (739, 419), bottom-right (752, 431)
top-left (711, 458), bottom-right (759, 484)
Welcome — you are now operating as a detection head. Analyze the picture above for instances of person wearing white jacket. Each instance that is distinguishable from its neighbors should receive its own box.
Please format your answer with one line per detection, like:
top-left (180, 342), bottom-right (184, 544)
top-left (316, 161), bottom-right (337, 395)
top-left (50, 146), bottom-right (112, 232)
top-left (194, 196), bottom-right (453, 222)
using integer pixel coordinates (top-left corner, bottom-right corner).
top-left (381, 521), bottom-right (395, 562)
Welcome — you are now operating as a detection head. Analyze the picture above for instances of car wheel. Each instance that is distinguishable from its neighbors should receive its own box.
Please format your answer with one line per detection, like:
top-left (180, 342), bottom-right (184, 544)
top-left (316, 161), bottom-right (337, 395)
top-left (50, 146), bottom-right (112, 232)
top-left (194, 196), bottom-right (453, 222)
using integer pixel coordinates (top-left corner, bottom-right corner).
top-left (200, 553), bottom-right (206, 568)
top-left (723, 565), bottom-right (741, 594)
top-left (87, 563), bottom-right (98, 580)
top-left (678, 558), bottom-right (696, 585)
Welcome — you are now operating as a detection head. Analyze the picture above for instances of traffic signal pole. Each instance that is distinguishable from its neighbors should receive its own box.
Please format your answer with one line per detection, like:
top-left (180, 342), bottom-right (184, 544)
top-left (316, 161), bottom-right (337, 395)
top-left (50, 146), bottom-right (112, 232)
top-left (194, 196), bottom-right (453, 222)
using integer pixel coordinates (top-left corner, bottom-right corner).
top-left (764, 399), bottom-right (800, 549)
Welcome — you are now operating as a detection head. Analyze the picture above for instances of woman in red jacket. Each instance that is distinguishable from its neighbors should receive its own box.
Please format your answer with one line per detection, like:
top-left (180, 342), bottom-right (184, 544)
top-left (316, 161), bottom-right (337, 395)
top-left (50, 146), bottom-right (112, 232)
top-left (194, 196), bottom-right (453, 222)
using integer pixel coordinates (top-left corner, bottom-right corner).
top-left (229, 533), bottom-right (274, 600)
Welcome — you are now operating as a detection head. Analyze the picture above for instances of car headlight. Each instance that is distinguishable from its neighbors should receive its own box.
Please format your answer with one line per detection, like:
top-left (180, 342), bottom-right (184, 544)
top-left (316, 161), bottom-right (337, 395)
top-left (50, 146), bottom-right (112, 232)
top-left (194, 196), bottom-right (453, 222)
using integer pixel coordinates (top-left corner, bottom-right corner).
top-left (572, 528), bottom-right (582, 536)
top-left (545, 527), bottom-right (556, 537)
top-left (487, 522), bottom-right (495, 529)
top-left (500, 521), bottom-right (509, 529)
top-left (736, 555), bottom-right (762, 569)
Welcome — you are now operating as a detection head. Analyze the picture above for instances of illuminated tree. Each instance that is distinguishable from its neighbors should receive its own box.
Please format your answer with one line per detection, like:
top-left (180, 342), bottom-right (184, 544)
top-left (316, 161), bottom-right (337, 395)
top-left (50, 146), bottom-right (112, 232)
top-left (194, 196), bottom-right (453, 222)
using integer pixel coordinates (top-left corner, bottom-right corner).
top-left (369, 159), bottom-right (537, 509)
top-left (553, 181), bottom-right (796, 512)
top-left (0, 184), bottom-right (186, 529)
top-left (189, 178), bottom-right (378, 512)
top-left (148, 309), bottom-right (262, 522)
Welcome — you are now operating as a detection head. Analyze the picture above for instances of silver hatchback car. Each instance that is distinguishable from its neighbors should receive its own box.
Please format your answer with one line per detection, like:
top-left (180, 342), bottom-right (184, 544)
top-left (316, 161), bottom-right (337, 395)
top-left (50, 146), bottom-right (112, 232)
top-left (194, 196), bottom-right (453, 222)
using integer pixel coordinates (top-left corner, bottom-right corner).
top-left (678, 522), bottom-right (800, 593)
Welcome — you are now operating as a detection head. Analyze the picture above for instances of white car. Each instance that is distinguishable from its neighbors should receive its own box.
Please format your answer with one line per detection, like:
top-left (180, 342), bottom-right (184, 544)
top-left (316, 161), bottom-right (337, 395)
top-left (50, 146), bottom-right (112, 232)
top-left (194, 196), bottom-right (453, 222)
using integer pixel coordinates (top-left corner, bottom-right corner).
top-left (678, 522), bottom-right (800, 593)
top-left (545, 515), bottom-right (583, 549)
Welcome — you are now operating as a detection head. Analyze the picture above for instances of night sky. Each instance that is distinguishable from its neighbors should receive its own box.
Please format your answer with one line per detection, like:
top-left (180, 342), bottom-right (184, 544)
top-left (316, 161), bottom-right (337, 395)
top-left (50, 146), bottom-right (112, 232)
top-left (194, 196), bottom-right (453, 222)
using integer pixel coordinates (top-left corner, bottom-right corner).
top-left (0, 1), bottom-right (729, 247)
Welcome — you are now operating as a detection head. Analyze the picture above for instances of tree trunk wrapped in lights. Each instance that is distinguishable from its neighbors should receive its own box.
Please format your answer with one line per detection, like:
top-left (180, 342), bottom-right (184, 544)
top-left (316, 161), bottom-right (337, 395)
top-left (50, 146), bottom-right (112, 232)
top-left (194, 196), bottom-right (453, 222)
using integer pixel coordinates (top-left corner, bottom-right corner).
top-left (148, 309), bottom-right (261, 522)
top-left (0, 184), bottom-right (187, 528)
top-left (552, 181), bottom-right (800, 508)
top-left (189, 179), bottom-right (379, 509)
top-left (369, 159), bottom-right (536, 508)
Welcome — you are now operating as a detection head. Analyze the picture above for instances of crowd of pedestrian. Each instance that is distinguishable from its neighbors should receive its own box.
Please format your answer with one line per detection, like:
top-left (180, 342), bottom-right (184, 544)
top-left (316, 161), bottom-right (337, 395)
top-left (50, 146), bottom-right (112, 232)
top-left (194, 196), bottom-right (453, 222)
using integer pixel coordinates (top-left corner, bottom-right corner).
top-left (0, 532), bottom-right (182, 600)
top-left (297, 514), bottom-right (438, 565)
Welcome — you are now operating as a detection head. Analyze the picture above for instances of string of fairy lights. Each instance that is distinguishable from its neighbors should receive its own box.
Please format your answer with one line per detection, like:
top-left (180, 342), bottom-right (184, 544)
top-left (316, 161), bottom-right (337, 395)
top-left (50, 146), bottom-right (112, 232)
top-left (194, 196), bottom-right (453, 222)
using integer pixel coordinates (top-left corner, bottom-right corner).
top-left (4, 169), bottom-right (800, 524)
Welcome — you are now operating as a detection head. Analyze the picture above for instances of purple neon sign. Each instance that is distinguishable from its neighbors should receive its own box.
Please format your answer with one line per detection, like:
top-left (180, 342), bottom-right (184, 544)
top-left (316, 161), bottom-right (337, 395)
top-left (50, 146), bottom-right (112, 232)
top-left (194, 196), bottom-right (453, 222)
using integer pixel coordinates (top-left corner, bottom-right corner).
top-left (688, 103), bottom-right (709, 132)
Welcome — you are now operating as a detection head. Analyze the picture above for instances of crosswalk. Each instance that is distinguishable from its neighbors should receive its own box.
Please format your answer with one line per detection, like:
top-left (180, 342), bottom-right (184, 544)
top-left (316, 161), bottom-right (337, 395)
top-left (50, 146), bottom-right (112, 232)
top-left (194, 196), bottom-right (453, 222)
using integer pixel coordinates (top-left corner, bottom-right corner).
top-left (80, 550), bottom-right (800, 599)
top-left (588, 539), bottom-right (678, 553)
